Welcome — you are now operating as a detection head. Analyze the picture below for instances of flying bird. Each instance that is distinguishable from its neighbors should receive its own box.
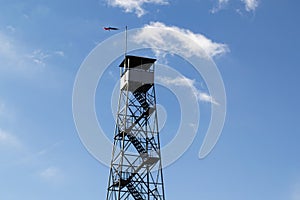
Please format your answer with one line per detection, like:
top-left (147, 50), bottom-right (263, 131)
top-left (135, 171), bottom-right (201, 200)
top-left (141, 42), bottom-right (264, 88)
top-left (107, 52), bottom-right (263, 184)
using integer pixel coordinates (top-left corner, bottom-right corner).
top-left (103, 27), bottom-right (119, 31)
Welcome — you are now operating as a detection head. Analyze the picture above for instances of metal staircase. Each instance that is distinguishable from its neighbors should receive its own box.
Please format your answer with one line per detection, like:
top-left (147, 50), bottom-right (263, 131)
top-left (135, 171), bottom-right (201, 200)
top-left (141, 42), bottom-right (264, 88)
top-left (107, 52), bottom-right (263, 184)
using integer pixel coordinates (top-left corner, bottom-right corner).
top-left (127, 182), bottom-right (144, 200)
top-left (111, 84), bottom-right (159, 199)
top-left (116, 106), bottom-right (155, 156)
top-left (133, 84), bottom-right (153, 110)
top-left (112, 156), bottom-right (159, 187)
top-left (127, 132), bottom-right (147, 155)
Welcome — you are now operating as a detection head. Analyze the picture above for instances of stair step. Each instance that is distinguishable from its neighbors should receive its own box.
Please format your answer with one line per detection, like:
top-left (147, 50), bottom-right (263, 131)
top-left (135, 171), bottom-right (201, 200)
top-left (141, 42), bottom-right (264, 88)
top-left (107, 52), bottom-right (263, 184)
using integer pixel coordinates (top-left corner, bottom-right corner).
top-left (127, 134), bottom-right (147, 155)
top-left (115, 107), bottom-right (155, 155)
top-left (133, 91), bottom-right (150, 110)
top-left (127, 182), bottom-right (144, 200)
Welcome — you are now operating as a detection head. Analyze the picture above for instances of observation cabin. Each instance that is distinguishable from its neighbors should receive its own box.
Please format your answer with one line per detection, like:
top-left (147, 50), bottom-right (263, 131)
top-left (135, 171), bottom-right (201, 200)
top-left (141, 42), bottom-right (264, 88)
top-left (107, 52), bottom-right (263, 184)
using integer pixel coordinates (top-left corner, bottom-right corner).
top-left (119, 55), bottom-right (156, 92)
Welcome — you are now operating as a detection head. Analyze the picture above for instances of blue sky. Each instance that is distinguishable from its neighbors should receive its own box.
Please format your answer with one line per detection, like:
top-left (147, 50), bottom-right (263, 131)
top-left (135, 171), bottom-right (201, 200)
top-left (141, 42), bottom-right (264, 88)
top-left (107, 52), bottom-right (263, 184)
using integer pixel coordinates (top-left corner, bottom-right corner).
top-left (1, 0), bottom-right (300, 199)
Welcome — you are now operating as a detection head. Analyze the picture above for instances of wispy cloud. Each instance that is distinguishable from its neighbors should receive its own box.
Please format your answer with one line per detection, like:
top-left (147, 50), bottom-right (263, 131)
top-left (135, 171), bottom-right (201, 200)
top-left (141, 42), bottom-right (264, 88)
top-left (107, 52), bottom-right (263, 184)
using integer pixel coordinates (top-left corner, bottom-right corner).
top-left (157, 76), bottom-right (195, 87)
top-left (211, 0), bottom-right (259, 13)
top-left (54, 51), bottom-right (65, 57)
top-left (107, 0), bottom-right (169, 17)
top-left (26, 49), bottom-right (50, 67)
top-left (242, 0), bottom-right (259, 12)
top-left (211, 0), bottom-right (229, 13)
top-left (0, 31), bottom-right (45, 71)
top-left (39, 166), bottom-right (64, 183)
top-left (6, 25), bottom-right (16, 33)
top-left (0, 31), bottom-right (18, 63)
top-left (0, 31), bottom-right (65, 73)
top-left (157, 76), bottom-right (219, 105)
top-left (0, 129), bottom-right (22, 149)
top-left (134, 22), bottom-right (229, 59)
top-left (36, 141), bottom-right (62, 157)
top-left (197, 92), bottom-right (219, 105)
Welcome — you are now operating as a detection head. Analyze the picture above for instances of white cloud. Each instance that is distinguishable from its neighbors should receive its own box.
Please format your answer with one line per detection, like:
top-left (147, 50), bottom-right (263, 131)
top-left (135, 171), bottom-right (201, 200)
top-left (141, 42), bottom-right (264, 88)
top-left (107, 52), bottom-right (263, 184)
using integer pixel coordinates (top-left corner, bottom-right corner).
top-left (23, 14), bottom-right (30, 19)
top-left (39, 166), bottom-right (64, 183)
top-left (157, 76), bottom-right (195, 87)
top-left (26, 49), bottom-right (50, 67)
top-left (54, 51), bottom-right (65, 57)
top-left (0, 31), bottom-right (64, 73)
top-left (107, 0), bottom-right (169, 17)
top-left (36, 141), bottom-right (62, 157)
top-left (197, 92), bottom-right (219, 105)
top-left (134, 22), bottom-right (229, 59)
top-left (242, 0), bottom-right (258, 12)
top-left (0, 31), bottom-right (46, 71)
top-left (6, 25), bottom-right (16, 33)
top-left (0, 129), bottom-right (22, 148)
top-left (211, 0), bottom-right (259, 13)
top-left (189, 122), bottom-right (197, 132)
top-left (157, 76), bottom-right (219, 105)
top-left (211, 0), bottom-right (229, 13)
top-left (0, 32), bottom-right (17, 62)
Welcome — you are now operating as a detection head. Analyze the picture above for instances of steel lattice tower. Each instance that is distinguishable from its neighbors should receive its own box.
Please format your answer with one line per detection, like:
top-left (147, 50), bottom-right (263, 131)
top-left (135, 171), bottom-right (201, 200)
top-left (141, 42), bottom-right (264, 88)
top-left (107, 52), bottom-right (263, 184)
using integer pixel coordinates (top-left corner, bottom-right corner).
top-left (106, 55), bottom-right (165, 200)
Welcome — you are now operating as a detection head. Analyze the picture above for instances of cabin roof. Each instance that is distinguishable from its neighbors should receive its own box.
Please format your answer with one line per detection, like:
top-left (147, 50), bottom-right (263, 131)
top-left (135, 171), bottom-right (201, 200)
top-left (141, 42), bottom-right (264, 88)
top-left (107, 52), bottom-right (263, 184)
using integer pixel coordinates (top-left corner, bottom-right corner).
top-left (119, 55), bottom-right (156, 69)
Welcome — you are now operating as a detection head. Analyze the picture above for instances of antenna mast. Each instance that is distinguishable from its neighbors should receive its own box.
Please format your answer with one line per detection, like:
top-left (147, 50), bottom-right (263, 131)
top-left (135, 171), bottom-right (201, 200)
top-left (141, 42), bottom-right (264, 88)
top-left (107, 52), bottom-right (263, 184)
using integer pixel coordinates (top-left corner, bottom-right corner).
top-left (125, 26), bottom-right (128, 58)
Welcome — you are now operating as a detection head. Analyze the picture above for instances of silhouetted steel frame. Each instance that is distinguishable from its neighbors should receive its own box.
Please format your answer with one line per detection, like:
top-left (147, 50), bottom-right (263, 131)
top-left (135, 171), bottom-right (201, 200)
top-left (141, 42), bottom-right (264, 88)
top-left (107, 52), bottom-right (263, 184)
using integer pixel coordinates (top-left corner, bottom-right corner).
top-left (106, 63), bottom-right (165, 200)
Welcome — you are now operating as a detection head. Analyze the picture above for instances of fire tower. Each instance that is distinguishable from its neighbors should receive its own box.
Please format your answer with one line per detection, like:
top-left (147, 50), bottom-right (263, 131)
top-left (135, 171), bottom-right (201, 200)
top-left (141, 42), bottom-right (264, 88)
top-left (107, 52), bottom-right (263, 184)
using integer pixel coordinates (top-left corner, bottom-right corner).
top-left (106, 55), bottom-right (165, 200)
